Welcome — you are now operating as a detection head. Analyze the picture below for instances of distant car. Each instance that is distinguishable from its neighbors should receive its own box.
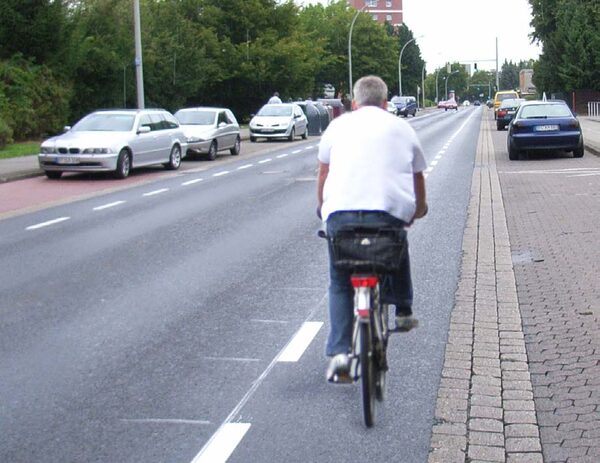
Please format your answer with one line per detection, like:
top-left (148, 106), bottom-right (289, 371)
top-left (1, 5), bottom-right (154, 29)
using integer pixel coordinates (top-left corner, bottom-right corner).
top-left (444, 98), bottom-right (458, 111)
top-left (496, 98), bottom-right (526, 130)
top-left (506, 100), bottom-right (584, 160)
top-left (493, 90), bottom-right (520, 119)
top-left (38, 109), bottom-right (186, 179)
top-left (174, 107), bottom-right (240, 161)
top-left (473, 100), bottom-right (481, 106)
top-left (386, 101), bottom-right (397, 114)
top-left (437, 100), bottom-right (447, 109)
top-left (249, 103), bottom-right (308, 142)
top-left (462, 100), bottom-right (471, 106)
top-left (391, 96), bottom-right (417, 117)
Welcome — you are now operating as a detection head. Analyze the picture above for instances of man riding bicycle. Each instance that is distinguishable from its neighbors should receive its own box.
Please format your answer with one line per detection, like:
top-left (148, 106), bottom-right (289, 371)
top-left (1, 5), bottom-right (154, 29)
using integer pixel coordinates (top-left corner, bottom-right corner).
top-left (317, 75), bottom-right (428, 381)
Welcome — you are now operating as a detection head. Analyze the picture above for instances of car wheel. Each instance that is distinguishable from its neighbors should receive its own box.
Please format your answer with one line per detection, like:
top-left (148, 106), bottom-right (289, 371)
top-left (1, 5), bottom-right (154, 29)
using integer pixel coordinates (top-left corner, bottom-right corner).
top-left (45, 171), bottom-right (62, 179)
top-left (164, 145), bottom-right (182, 170)
top-left (508, 140), bottom-right (520, 161)
top-left (250, 136), bottom-right (257, 143)
top-left (114, 149), bottom-right (131, 179)
top-left (230, 136), bottom-right (241, 156)
top-left (302, 126), bottom-right (308, 140)
top-left (288, 127), bottom-right (295, 142)
top-left (573, 142), bottom-right (584, 158)
top-left (207, 140), bottom-right (217, 161)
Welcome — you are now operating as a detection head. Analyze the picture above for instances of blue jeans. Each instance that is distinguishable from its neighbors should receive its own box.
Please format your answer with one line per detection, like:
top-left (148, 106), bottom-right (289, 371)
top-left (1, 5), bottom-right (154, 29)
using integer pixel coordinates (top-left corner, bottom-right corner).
top-left (325, 211), bottom-right (413, 356)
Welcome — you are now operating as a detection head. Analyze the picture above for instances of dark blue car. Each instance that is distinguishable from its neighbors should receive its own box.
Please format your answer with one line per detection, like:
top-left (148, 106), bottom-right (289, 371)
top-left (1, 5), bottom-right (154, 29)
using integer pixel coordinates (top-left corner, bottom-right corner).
top-left (506, 100), bottom-right (584, 160)
top-left (391, 96), bottom-right (417, 117)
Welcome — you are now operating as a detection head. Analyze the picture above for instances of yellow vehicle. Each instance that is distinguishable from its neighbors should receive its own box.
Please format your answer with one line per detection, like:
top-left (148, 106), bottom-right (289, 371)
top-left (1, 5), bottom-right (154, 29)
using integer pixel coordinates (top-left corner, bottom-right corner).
top-left (493, 90), bottom-right (520, 119)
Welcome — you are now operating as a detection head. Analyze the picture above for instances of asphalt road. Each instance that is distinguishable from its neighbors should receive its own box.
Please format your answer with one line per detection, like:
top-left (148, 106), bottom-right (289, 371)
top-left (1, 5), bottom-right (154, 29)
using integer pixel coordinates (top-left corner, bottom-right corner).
top-left (0, 107), bottom-right (483, 462)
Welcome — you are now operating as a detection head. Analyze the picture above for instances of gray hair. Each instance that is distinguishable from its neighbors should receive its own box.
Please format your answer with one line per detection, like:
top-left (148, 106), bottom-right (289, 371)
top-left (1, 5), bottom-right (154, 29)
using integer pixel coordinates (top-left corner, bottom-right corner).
top-left (353, 75), bottom-right (388, 107)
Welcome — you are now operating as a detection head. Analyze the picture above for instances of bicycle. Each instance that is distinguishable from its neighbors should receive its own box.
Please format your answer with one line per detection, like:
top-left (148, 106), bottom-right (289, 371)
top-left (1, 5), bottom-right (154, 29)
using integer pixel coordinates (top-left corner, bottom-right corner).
top-left (319, 222), bottom-right (407, 427)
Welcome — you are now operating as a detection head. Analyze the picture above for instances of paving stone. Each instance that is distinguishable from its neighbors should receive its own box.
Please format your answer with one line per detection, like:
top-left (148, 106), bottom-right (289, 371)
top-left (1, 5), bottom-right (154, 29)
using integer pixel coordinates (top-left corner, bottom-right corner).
top-left (505, 423), bottom-right (540, 438)
top-left (506, 453), bottom-right (543, 463)
top-left (427, 447), bottom-right (465, 463)
top-left (430, 434), bottom-right (467, 450)
top-left (469, 418), bottom-right (504, 433)
top-left (470, 405), bottom-right (503, 420)
top-left (468, 444), bottom-right (505, 462)
top-left (505, 437), bottom-right (542, 452)
top-left (504, 411), bottom-right (538, 424)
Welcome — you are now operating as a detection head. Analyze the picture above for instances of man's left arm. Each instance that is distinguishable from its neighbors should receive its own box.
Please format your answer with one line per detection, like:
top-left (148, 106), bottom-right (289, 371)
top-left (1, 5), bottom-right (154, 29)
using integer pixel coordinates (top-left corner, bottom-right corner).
top-left (413, 171), bottom-right (428, 219)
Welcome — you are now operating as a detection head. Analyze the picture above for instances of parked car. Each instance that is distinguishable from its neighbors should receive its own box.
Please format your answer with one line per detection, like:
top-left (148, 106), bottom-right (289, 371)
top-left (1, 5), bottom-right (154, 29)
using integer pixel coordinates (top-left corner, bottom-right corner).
top-left (249, 103), bottom-right (308, 142)
top-left (473, 100), bottom-right (481, 106)
top-left (174, 107), bottom-right (240, 161)
top-left (391, 96), bottom-right (417, 117)
top-left (506, 100), bottom-right (584, 160)
top-left (38, 109), bottom-right (186, 179)
top-left (496, 98), bottom-right (526, 130)
top-left (493, 90), bottom-right (520, 119)
top-left (437, 100), bottom-right (448, 109)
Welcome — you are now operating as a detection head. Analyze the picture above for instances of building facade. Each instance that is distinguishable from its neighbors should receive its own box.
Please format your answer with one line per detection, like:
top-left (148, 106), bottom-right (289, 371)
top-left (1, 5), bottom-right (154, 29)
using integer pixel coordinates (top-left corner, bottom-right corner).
top-left (348, 0), bottom-right (403, 27)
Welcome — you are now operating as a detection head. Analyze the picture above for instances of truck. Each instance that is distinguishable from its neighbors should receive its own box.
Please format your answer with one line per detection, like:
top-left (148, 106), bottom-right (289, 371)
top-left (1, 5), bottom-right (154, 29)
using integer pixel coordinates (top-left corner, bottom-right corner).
top-left (519, 69), bottom-right (536, 95)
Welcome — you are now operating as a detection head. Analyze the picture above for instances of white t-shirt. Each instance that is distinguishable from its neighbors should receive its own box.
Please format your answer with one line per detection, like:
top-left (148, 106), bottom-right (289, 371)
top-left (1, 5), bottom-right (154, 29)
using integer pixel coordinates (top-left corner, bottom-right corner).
top-left (268, 96), bottom-right (282, 104)
top-left (318, 105), bottom-right (427, 223)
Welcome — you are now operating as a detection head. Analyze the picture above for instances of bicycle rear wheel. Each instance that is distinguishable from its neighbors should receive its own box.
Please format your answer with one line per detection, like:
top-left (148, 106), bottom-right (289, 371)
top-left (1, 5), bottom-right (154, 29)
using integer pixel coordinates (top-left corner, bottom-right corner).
top-left (359, 322), bottom-right (376, 427)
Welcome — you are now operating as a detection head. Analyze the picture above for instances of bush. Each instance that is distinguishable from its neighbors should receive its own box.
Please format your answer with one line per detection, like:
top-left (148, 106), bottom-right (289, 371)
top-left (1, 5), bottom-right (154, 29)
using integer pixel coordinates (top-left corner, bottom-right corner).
top-left (0, 115), bottom-right (13, 149)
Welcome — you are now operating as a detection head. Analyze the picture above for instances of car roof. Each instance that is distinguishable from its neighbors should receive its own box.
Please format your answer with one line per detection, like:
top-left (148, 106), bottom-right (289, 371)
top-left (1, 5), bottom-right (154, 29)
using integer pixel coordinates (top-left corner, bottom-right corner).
top-left (175, 107), bottom-right (228, 112)
top-left (519, 100), bottom-right (567, 107)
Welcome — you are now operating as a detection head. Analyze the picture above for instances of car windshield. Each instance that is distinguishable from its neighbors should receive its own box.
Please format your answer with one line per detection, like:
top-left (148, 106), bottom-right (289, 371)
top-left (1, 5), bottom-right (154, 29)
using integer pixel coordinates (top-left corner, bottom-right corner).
top-left (73, 114), bottom-right (135, 131)
top-left (392, 97), bottom-right (411, 104)
top-left (257, 105), bottom-right (293, 117)
top-left (175, 110), bottom-right (216, 125)
top-left (498, 93), bottom-right (519, 102)
top-left (520, 104), bottom-right (573, 119)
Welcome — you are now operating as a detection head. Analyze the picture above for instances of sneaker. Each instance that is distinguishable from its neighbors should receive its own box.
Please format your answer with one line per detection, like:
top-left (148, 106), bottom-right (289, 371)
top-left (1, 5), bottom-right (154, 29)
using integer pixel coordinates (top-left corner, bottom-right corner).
top-left (395, 314), bottom-right (419, 332)
top-left (326, 353), bottom-right (351, 383)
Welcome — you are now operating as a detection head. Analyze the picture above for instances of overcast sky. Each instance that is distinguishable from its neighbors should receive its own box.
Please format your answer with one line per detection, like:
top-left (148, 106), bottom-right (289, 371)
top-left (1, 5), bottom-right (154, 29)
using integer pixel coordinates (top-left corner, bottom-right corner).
top-left (297, 0), bottom-right (541, 73)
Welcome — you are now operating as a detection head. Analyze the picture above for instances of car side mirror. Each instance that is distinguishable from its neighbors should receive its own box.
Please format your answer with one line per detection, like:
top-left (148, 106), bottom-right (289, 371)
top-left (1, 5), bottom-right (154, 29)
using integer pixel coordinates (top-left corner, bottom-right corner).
top-left (218, 121), bottom-right (227, 128)
top-left (63, 126), bottom-right (71, 132)
top-left (138, 126), bottom-right (151, 134)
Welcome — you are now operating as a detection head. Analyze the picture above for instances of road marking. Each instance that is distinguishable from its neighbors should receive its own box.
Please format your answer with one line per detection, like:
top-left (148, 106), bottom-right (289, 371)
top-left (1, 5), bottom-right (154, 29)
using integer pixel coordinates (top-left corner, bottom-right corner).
top-left (182, 178), bottom-right (204, 186)
top-left (430, 160), bottom-right (439, 166)
top-left (237, 164), bottom-right (253, 170)
top-left (258, 158), bottom-right (272, 164)
top-left (203, 356), bottom-right (260, 362)
top-left (26, 217), bottom-right (70, 230)
top-left (143, 188), bottom-right (169, 197)
top-left (276, 153), bottom-right (289, 158)
top-left (292, 149), bottom-right (302, 154)
top-left (425, 166), bottom-right (434, 173)
top-left (251, 319), bottom-right (289, 324)
top-left (191, 423), bottom-right (251, 463)
top-left (424, 172), bottom-right (429, 179)
top-left (304, 146), bottom-right (313, 150)
top-left (437, 150), bottom-right (445, 155)
top-left (121, 418), bottom-right (210, 425)
top-left (277, 321), bottom-right (323, 362)
top-left (93, 201), bottom-right (125, 211)
top-left (213, 171), bottom-right (230, 177)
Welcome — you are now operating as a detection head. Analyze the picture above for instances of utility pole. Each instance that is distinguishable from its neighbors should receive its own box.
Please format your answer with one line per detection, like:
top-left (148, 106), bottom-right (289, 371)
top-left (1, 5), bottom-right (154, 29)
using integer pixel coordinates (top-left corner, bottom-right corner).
top-left (495, 37), bottom-right (499, 91)
top-left (134, 0), bottom-right (145, 109)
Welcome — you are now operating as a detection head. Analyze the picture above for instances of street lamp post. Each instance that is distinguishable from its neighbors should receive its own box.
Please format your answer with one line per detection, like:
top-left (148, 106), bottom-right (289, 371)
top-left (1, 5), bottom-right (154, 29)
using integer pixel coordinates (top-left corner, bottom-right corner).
top-left (133, 0), bottom-right (145, 109)
top-left (421, 62), bottom-right (426, 108)
top-left (398, 35), bottom-right (423, 96)
top-left (435, 69), bottom-right (440, 103)
top-left (445, 70), bottom-right (459, 100)
top-left (348, 5), bottom-right (368, 101)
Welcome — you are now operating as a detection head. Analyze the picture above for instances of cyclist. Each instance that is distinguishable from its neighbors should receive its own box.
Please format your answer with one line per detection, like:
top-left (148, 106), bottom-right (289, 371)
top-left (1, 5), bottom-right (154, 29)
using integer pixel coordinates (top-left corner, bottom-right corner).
top-left (317, 75), bottom-right (428, 381)
top-left (268, 92), bottom-right (282, 104)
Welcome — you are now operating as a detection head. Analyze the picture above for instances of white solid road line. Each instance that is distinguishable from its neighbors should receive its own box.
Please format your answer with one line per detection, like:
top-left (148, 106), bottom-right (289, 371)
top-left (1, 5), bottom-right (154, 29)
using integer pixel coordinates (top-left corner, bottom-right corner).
top-left (143, 188), bottom-right (169, 197)
top-left (182, 178), bottom-right (204, 186)
top-left (120, 418), bottom-right (210, 425)
top-left (277, 321), bottom-right (323, 362)
top-left (93, 201), bottom-right (126, 211)
top-left (191, 423), bottom-right (251, 463)
top-left (26, 217), bottom-right (70, 230)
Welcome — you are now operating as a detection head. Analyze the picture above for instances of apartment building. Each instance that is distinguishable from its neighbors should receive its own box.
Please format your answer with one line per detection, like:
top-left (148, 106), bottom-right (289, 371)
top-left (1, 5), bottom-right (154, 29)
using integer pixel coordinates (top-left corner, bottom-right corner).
top-left (347, 0), bottom-right (403, 27)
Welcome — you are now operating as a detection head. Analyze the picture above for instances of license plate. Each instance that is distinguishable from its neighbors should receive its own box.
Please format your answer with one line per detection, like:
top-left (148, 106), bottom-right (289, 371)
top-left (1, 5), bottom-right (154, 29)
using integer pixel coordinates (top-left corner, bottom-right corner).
top-left (262, 129), bottom-right (274, 133)
top-left (534, 124), bottom-right (559, 132)
top-left (507, 110), bottom-right (515, 115)
top-left (57, 157), bottom-right (79, 164)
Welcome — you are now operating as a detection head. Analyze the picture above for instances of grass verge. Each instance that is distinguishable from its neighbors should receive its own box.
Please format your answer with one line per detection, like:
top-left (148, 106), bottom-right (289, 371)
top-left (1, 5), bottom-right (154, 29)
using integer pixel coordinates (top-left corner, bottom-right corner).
top-left (0, 142), bottom-right (40, 160)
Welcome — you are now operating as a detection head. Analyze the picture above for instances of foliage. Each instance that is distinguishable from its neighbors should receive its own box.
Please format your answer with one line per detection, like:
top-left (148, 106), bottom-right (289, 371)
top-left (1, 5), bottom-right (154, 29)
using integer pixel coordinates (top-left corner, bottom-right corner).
top-left (0, 142), bottom-right (40, 159)
top-left (0, 0), bottom-right (428, 140)
top-left (529, 0), bottom-right (600, 93)
top-left (0, 115), bottom-right (13, 149)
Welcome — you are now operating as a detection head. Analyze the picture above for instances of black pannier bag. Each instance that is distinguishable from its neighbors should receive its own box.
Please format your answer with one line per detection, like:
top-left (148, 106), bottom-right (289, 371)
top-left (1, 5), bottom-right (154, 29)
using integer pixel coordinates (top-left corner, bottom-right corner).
top-left (330, 223), bottom-right (406, 272)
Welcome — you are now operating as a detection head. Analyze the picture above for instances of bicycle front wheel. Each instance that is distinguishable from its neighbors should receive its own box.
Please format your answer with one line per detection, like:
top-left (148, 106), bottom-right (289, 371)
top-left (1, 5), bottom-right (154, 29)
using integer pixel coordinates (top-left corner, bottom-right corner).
top-left (359, 322), bottom-right (376, 427)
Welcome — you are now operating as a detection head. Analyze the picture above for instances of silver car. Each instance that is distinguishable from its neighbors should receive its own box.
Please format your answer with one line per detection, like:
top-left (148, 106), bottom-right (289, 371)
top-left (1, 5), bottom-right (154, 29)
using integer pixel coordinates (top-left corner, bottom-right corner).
top-left (174, 107), bottom-right (241, 161)
top-left (38, 109), bottom-right (187, 179)
top-left (249, 103), bottom-right (308, 142)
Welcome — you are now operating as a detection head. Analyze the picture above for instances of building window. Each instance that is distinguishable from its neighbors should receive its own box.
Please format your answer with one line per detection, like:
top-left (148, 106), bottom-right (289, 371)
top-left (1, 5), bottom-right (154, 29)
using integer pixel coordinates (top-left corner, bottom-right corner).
top-left (386, 0), bottom-right (392, 7)
top-left (366, 0), bottom-right (377, 7)
top-left (386, 14), bottom-right (392, 21)
top-left (372, 14), bottom-right (378, 20)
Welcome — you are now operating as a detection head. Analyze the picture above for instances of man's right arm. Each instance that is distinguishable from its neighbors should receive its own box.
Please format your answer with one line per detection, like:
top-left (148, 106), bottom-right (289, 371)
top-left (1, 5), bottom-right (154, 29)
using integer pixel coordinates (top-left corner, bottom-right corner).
top-left (412, 171), bottom-right (428, 220)
top-left (317, 162), bottom-right (329, 218)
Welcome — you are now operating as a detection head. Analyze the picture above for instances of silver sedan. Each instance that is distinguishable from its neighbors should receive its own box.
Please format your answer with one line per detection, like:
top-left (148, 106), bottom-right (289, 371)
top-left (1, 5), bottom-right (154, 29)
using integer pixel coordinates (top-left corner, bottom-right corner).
top-left (38, 109), bottom-right (187, 179)
top-left (174, 107), bottom-right (241, 161)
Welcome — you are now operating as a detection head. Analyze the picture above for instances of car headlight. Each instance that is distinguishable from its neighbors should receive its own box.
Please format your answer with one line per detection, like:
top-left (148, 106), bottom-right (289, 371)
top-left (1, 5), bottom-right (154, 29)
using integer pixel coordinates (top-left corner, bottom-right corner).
top-left (187, 136), bottom-right (203, 143)
top-left (41, 146), bottom-right (56, 154)
top-left (82, 148), bottom-right (110, 154)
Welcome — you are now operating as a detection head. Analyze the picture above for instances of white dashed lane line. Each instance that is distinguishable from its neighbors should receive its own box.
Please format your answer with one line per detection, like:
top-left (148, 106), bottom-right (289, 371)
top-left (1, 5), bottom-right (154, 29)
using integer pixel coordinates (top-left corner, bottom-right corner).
top-left (276, 154), bottom-right (289, 159)
top-left (93, 201), bottom-right (126, 211)
top-left (191, 423), bottom-right (251, 463)
top-left (26, 217), bottom-right (71, 230)
top-left (258, 158), bottom-right (272, 164)
top-left (237, 164), bottom-right (253, 170)
top-left (143, 188), bottom-right (169, 197)
top-left (182, 178), bottom-right (204, 186)
top-left (212, 171), bottom-right (230, 177)
top-left (292, 149), bottom-right (302, 154)
top-left (277, 322), bottom-right (323, 363)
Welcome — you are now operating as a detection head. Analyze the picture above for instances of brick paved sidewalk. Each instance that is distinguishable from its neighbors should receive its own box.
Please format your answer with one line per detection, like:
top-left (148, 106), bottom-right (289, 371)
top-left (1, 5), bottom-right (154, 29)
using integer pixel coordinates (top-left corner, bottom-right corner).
top-left (496, 116), bottom-right (600, 461)
top-left (428, 113), bottom-right (543, 462)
